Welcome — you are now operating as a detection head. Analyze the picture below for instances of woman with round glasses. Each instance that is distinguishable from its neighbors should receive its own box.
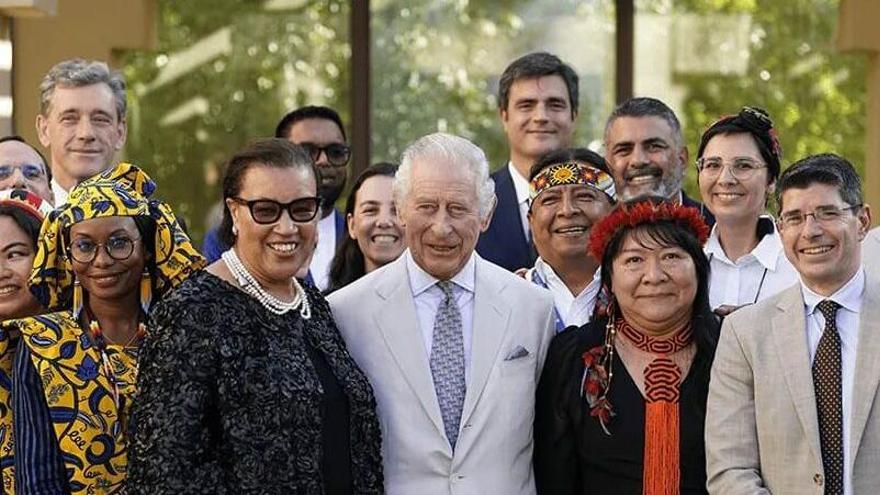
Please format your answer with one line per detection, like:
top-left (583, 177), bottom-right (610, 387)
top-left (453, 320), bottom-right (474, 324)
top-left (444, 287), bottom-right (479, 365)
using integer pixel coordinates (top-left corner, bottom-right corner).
top-left (127, 139), bottom-right (382, 494)
top-left (0, 189), bottom-right (52, 494)
top-left (2, 164), bottom-right (204, 494)
top-left (328, 162), bottom-right (404, 292)
top-left (696, 107), bottom-right (798, 317)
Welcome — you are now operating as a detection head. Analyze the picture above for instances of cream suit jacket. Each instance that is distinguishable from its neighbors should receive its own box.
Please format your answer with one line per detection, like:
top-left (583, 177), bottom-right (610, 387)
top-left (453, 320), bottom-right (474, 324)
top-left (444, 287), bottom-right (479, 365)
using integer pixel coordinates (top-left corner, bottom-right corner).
top-left (328, 254), bottom-right (556, 495)
top-left (706, 278), bottom-right (880, 494)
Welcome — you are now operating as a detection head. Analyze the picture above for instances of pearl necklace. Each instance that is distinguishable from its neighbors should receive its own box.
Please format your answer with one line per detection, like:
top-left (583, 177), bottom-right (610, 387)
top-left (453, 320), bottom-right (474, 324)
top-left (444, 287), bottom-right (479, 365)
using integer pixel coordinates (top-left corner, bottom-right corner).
top-left (221, 248), bottom-right (311, 319)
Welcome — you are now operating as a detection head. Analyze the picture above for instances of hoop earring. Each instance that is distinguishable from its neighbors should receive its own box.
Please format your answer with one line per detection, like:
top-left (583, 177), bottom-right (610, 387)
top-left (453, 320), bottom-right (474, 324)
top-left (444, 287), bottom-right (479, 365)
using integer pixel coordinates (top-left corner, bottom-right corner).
top-left (139, 269), bottom-right (152, 314)
top-left (72, 278), bottom-right (83, 319)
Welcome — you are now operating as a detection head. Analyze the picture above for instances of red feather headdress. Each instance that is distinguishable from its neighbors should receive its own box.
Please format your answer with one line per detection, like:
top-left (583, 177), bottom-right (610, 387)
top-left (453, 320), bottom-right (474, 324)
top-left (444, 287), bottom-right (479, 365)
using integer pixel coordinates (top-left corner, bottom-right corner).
top-left (588, 200), bottom-right (710, 261)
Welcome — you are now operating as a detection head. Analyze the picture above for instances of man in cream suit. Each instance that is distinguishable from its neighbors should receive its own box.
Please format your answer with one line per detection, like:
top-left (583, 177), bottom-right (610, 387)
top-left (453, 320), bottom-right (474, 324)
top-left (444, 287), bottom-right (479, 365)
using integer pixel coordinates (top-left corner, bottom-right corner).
top-left (706, 153), bottom-right (880, 494)
top-left (329, 133), bottom-right (555, 495)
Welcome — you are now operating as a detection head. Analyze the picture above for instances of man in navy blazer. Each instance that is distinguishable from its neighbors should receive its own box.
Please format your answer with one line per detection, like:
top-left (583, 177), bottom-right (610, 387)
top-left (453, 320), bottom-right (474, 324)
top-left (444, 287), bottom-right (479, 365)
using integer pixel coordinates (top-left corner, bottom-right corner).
top-left (476, 52), bottom-right (580, 272)
top-left (603, 97), bottom-right (715, 225)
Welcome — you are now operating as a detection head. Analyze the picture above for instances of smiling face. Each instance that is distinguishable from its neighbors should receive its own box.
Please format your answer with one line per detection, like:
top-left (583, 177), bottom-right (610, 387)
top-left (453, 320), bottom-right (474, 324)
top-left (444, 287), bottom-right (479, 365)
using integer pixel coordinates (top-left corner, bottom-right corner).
top-left (778, 183), bottom-right (871, 295)
top-left (227, 164), bottom-right (318, 290)
top-left (347, 175), bottom-right (404, 272)
top-left (398, 159), bottom-right (489, 280)
top-left (285, 118), bottom-right (347, 208)
top-left (605, 116), bottom-right (686, 201)
top-left (0, 140), bottom-right (53, 203)
top-left (0, 215), bottom-right (41, 319)
top-left (69, 216), bottom-right (146, 308)
top-left (529, 181), bottom-right (613, 267)
top-left (610, 231), bottom-right (697, 335)
top-left (36, 84), bottom-right (126, 191)
top-left (698, 133), bottom-right (772, 224)
top-left (501, 75), bottom-right (576, 170)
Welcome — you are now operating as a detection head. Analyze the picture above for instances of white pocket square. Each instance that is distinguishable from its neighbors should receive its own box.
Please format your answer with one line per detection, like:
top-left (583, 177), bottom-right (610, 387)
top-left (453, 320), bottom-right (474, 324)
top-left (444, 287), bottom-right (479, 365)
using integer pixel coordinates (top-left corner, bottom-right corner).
top-left (504, 346), bottom-right (530, 361)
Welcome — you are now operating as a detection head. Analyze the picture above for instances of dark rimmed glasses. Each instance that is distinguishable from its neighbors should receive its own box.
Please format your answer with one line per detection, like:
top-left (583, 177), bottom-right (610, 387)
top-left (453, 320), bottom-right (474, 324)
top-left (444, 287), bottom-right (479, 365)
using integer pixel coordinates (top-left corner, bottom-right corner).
top-left (231, 196), bottom-right (322, 224)
top-left (69, 235), bottom-right (141, 264)
top-left (300, 142), bottom-right (351, 167)
top-left (777, 204), bottom-right (863, 230)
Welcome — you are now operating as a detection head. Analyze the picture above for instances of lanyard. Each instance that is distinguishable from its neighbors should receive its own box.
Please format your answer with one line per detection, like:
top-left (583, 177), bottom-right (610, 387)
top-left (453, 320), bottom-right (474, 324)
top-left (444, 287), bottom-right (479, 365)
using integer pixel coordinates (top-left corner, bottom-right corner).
top-left (529, 269), bottom-right (567, 332)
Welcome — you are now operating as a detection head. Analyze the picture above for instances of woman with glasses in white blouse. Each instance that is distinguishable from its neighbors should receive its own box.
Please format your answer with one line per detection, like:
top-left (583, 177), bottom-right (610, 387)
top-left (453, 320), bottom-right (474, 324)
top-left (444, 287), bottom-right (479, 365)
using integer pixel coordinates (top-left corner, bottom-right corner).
top-left (696, 107), bottom-right (798, 317)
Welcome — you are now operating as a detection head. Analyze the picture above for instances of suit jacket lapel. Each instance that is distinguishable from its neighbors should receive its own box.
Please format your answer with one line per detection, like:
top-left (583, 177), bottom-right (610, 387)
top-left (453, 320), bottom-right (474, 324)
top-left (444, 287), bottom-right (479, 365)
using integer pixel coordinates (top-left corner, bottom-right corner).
top-left (771, 286), bottom-right (823, 463)
top-left (494, 168), bottom-right (530, 260)
top-left (373, 257), bottom-right (446, 439)
top-left (460, 258), bottom-right (510, 425)
top-left (849, 275), bottom-right (880, 461)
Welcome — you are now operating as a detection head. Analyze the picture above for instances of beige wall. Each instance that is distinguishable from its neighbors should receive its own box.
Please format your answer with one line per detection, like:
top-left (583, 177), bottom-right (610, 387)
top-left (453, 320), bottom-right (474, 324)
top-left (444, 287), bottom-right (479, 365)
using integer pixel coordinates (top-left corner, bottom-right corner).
top-left (11, 0), bottom-right (156, 148)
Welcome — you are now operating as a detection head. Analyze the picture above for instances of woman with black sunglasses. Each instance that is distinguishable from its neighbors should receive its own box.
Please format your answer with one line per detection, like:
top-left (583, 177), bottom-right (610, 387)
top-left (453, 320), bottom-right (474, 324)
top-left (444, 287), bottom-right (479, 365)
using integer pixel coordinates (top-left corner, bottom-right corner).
top-left (127, 138), bottom-right (383, 494)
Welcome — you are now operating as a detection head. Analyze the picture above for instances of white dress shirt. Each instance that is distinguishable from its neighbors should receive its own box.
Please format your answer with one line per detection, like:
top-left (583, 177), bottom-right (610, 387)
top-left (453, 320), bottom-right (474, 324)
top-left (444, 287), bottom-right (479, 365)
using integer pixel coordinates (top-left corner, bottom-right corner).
top-left (309, 210), bottom-right (339, 291)
top-left (525, 257), bottom-right (600, 328)
top-left (801, 267), bottom-right (864, 495)
top-left (405, 250), bottom-right (476, 379)
top-left (705, 217), bottom-right (799, 310)
top-left (51, 178), bottom-right (69, 206)
top-left (507, 162), bottom-right (531, 244)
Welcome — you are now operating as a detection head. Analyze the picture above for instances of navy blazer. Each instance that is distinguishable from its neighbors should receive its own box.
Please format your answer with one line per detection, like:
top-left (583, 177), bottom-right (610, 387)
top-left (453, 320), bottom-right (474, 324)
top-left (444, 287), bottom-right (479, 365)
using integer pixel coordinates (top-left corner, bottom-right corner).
top-left (476, 166), bottom-right (535, 272)
top-left (682, 192), bottom-right (715, 228)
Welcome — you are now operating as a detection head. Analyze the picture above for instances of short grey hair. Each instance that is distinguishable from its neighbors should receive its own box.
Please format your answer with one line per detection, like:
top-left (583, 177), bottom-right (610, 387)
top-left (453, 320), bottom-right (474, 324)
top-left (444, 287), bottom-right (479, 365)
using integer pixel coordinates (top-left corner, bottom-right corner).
top-left (604, 96), bottom-right (683, 149)
top-left (394, 133), bottom-right (496, 220)
top-left (39, 59), bottom-right (127, 120)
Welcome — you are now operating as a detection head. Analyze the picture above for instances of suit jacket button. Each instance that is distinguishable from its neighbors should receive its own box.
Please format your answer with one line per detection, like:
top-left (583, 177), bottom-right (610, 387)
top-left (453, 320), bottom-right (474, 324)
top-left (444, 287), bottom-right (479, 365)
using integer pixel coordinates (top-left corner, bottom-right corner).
top-left (813, 473), bottom-right (823, 485)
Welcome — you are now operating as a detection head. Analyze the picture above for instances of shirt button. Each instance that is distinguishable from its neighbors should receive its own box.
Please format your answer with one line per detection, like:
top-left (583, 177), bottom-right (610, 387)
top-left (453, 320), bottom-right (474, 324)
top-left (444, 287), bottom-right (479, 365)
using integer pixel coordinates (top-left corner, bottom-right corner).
top-left (813, 473), bottom-right (824, 485)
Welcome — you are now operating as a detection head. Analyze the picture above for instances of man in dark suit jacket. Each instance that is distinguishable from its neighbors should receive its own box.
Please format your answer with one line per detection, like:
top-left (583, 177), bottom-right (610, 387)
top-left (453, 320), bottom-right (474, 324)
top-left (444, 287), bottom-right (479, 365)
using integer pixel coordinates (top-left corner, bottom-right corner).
top-left (603, 96), bottom-right (715, 225)
top-left (476, 52), bottom-right (580, 272)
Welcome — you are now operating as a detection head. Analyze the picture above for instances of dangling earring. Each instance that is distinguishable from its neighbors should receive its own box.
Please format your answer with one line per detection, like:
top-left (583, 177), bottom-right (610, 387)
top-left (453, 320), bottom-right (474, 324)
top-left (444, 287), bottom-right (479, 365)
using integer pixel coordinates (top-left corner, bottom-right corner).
top-left (139, 269), bottom-right (152, 314)
top-left (232, 224), bottom-right (238, 236)
top-left (72, 277), bottom-right (83, 319)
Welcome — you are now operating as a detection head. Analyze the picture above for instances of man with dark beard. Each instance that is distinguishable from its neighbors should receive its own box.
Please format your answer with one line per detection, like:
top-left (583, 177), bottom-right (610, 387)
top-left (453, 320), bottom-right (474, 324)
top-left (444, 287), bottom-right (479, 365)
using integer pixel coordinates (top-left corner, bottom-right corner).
top-left (603, 97), bottom-right (714, 226)
top-left (202, 106), bottom-right (349, 291)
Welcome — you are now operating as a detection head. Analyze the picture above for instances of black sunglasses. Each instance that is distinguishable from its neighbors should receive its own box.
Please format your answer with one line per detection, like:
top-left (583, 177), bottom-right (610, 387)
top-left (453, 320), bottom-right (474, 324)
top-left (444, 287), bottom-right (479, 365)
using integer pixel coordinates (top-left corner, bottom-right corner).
top-left (300, 142), bottom-right (351, 167)
top-left (231, 197), bottom-right (322, 224)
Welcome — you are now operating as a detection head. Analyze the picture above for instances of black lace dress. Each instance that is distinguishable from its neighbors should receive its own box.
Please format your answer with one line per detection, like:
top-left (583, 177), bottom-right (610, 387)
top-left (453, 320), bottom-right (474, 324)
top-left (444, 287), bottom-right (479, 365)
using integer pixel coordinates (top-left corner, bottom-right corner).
top-left (126, 271), bottom-right (383, 494)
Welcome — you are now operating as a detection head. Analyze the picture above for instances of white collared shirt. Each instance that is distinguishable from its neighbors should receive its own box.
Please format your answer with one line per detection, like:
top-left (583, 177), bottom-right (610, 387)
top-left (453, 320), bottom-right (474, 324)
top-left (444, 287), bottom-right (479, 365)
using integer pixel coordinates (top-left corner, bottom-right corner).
top-left (705, 217), bottom-right (799, 310)
top-left (309, 210), bottom-right (339, 291)
top-left (51, 178), bottom-right (69, 206)
top-left (507, 162), bottom-right (531, 244)
top-left (801, 267), bottom-right (864, 495)
top-left (526, 257), bottom-right (600, 328)
top-left (405, 250), bottom-right (476, 379)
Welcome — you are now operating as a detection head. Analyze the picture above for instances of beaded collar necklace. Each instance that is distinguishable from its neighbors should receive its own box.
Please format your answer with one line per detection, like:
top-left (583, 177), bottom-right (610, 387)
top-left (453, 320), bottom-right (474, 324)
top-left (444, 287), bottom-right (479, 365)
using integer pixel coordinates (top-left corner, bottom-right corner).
top-left (83, 310), bottom-right (145, 421)
top-left (221, 248), bottom-right (311, 319)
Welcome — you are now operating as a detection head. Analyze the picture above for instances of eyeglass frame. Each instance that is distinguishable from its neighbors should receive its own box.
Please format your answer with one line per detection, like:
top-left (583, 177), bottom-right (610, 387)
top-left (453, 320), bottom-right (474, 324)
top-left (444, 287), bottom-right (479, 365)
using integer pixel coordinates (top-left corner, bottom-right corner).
top-left (0, 163), bottom-right (47, 181)
top-left (776, 203), bottom-right (864, 230)
top-left (696, 156), bottom-right (767, 180)
top-left (299, 142), bottom-right (351, 167)
top-left (230, 196), bottom-right (323, 225)
top-left (67, 235), bottom-right (142, 264)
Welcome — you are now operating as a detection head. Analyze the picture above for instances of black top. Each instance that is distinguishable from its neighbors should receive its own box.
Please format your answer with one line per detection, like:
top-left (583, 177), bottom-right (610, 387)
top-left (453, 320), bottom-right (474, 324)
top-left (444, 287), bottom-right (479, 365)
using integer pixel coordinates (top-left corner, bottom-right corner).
top-left (126, 271), bottom-right (383, 494)
top-left (534, 318), bottom-right (718, 495)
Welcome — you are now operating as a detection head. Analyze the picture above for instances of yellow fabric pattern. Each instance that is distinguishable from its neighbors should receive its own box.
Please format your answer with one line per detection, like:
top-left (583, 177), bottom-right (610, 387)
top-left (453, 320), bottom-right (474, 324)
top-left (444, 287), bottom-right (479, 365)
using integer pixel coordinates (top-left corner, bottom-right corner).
top-left (29, 162), bottom-right (205, 311)
top-left (0, 327), bottom-right (14, 494)
top-left (7, 311), bottom-right (137, 494)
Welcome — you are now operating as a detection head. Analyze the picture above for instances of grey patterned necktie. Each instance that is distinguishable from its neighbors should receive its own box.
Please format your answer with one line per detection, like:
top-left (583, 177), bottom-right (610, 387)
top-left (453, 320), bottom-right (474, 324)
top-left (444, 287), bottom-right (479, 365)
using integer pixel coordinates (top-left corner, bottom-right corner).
top-left (430, 280), bottom-right (466, 448)
top-left (814, 299), bottom-right (844, 495)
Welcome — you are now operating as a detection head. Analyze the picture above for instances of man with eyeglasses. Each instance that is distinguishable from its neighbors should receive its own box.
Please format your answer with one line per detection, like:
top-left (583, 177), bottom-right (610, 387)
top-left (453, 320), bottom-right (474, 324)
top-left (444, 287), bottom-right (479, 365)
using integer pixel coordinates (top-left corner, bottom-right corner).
top-left (203, 106), bottom-right (349, 292)
top-left (0, 135), bottom-right (54, 204)
top-left (707, 153), bottom-right (880, 494)
top-left (603, 97), bottom-right (714, 226)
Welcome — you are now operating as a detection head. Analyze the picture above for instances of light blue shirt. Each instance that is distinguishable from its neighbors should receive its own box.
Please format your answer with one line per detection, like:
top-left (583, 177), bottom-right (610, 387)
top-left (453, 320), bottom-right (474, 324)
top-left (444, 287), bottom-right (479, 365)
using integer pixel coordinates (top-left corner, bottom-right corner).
top-left (405, 250), bottom-right (476, 379)
top-left (800, 266), bottom-right (864, 495)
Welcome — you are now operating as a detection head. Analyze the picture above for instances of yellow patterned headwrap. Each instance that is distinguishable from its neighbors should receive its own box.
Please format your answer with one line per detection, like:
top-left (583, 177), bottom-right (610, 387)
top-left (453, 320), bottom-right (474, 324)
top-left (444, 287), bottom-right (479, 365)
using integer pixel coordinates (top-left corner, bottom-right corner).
top-left (29, 162), bottom-right (205, 311)
top-left (529, 161), bottom-right (616, 201)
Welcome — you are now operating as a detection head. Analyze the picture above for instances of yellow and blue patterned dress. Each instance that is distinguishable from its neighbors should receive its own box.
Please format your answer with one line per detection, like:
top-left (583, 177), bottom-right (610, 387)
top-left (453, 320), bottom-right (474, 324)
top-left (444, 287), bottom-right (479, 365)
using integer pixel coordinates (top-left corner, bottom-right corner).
top-left (0, 326), bottom-right (17, 494)
top-left (4, 312), bottom-right (138, 495)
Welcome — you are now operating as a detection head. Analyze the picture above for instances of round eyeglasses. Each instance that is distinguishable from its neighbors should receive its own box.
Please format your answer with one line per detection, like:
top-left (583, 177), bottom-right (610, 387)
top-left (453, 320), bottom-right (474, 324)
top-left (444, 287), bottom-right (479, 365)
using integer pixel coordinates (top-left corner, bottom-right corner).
top-left (69, 235), bottom-right (140, 264)
top-left (300, 142), bottom-right (351, 167)
top-left (231, 197), bottom-right (322, 224)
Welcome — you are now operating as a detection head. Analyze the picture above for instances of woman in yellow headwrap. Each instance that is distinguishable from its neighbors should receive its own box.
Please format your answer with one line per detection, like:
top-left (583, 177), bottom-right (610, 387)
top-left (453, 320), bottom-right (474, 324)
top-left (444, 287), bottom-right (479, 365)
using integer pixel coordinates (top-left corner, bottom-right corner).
top-left (2, 163), bottom-right (204, 495)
